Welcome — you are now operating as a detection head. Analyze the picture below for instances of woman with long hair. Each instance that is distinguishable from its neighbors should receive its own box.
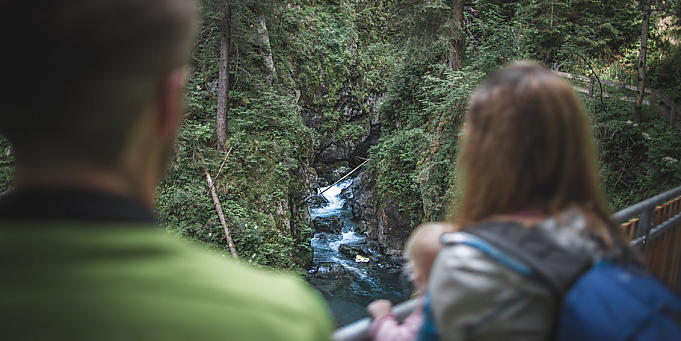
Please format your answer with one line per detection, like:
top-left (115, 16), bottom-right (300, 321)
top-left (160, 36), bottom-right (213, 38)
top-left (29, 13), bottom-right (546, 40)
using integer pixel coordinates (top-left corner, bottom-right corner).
top-left (421, 61), bottom-right (637, 340)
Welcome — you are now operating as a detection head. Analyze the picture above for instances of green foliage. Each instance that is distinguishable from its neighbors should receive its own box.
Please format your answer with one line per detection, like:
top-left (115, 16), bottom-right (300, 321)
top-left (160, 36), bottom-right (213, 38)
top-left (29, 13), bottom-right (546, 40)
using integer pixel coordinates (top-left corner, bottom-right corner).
top-left (372, 0), bottom-right (679, 235)
top-left (156, 1), bottom-right (325, 271)
top-left (0, 135), bottom-right (14, 192)
top-left (0, 0), bottom-right (679, 273)
top-left (512, 0), bottom-right (638, 70)
top-left (158, 85), bottom-right (315, 270)
top-left (647, 6), bottom-right (681, 104)
top-left (587, 97), bottom-right (681, 211)
top-left (466, 2), bottom-right (528, 72)
top-left (369, 128), bottom-right (429, 227)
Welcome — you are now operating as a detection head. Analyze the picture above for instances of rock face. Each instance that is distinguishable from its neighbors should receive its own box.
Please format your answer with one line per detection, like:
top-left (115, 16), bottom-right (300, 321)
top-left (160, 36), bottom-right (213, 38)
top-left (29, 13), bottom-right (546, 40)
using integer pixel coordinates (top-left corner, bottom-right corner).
top-left (312, 216), bottom-right (343, 233)
top-left (344, 170), bottom-right (413, 253)
top-left (376, 198), bottom-right (412, 252)
top-left (304, 87), bottom-right (384, 179)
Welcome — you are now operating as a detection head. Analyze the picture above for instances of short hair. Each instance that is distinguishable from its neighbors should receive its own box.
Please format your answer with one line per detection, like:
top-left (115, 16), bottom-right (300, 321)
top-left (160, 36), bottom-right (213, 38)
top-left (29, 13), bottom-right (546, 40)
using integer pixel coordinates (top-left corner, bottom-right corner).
top-left (0, 0), bottom-right (197, 168)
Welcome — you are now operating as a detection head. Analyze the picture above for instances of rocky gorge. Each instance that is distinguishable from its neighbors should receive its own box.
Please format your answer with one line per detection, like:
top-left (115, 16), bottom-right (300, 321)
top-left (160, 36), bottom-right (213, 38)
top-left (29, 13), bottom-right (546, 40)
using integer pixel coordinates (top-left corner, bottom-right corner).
top-left (306, 180), bottom-right (412, 325)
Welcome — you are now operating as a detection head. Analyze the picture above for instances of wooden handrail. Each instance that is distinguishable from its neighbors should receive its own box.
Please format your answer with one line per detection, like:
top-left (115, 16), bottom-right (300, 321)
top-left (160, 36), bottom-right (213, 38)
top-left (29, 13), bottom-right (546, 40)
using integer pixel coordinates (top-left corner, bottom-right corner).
top-left (554, 70), bottom-right (679, 130)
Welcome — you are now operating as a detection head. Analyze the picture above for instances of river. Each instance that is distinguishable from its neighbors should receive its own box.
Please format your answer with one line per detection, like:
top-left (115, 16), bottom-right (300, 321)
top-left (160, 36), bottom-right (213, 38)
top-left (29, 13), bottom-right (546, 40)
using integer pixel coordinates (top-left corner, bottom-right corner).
top-left (307, 179), bottom-right (413, 325)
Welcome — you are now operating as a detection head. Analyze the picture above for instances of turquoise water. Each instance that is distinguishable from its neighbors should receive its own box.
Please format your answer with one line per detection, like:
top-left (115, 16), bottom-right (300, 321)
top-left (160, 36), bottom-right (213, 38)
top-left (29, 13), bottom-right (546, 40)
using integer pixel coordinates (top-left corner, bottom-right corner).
top-left (308, 180), bottom-right (413, 325)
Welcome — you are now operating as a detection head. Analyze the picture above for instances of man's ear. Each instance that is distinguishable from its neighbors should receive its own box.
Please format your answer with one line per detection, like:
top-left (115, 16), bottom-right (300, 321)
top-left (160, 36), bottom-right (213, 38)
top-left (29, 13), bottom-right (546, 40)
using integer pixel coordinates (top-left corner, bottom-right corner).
top-left (156, 66), bottom-right (188, 139)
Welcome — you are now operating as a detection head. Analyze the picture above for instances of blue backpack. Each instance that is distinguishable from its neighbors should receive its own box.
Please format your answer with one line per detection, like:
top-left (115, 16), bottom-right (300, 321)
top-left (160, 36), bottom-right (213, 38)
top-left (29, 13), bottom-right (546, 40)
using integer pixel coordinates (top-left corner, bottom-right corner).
top-left (459, 220), bottom-right (681, 340)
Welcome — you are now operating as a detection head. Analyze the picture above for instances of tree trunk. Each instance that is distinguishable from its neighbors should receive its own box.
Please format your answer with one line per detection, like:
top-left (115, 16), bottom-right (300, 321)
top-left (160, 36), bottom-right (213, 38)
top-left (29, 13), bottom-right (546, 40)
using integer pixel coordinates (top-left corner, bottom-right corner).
top-left (635, 0), bottom-right (651, 122)
top-left (448, 0), bottom-right (464, 70)
top-left (256, 17), bottom-right (276, 83)
top-left (216, 0), bottom-right (231, 151)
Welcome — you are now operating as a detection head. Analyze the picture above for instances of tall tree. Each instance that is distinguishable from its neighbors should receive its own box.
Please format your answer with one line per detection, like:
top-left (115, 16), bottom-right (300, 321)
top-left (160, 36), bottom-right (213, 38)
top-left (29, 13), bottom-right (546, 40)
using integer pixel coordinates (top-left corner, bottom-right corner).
top-left (256, 16), bottom-right (276, 83)
top-left (635, 0), bottom-right (652, 122)
top-left (216, 0), bottom-right (231, 151)
top-left (448, 0), bottom-right (464, 70)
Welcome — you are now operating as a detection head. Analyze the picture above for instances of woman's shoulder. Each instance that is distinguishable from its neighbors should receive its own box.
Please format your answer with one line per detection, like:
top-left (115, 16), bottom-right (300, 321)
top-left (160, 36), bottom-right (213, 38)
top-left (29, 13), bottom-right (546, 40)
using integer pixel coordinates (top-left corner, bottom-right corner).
top-left (428, 233), bottom-right (556, 341)
top-left (432, 235), bottom-right (539, 287)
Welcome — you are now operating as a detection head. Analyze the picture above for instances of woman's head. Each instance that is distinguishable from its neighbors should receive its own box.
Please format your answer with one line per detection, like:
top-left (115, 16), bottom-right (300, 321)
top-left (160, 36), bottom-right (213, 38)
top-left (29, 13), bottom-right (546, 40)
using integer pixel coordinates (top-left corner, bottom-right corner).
top-left (404, 223), bottom-right (452, 294)
top-left (456, 61), bottom-right (608, 227)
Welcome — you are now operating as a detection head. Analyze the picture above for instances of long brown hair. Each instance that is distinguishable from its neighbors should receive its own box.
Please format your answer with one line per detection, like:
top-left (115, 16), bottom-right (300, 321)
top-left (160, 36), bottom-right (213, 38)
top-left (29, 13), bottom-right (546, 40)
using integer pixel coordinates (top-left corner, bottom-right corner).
top-left (453, 61), bottom-right (620, 245)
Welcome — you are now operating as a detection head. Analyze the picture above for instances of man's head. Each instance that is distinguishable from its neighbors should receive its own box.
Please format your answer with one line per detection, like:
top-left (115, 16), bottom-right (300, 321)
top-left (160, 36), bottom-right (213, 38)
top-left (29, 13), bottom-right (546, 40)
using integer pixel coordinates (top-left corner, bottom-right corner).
top-left (1, 1), bottom-right (197, 203)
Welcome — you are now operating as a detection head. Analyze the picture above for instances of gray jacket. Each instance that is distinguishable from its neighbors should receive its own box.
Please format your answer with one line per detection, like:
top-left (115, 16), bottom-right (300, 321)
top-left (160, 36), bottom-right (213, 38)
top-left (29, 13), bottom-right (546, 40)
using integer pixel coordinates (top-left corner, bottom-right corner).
top-left (427, 210), bottom-right (607, 341)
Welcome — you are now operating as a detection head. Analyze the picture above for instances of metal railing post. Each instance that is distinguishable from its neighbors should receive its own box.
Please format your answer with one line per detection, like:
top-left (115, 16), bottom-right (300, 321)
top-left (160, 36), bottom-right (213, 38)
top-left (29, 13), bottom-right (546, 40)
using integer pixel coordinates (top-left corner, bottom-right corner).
top-left (638, 206), bottom-right (654, 252)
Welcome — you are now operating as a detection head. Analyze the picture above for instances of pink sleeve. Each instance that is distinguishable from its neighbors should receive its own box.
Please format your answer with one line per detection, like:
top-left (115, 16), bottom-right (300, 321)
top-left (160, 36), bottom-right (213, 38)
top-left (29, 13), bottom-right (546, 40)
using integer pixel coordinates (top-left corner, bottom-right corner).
top-left (369, 308), bottom-right (423, 341)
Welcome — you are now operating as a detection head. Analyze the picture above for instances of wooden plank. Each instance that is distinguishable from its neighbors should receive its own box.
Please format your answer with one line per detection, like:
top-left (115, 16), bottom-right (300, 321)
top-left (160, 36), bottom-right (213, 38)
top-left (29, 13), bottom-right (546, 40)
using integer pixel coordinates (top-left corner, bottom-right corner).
top-left (629, 218), bottom-right (639, 240)
top-left (654, 205), bottom-right (664, 225)
top-left (620, 220), bottom-right (636, 241)
top-left (672, 224), bottom-right (681, 285)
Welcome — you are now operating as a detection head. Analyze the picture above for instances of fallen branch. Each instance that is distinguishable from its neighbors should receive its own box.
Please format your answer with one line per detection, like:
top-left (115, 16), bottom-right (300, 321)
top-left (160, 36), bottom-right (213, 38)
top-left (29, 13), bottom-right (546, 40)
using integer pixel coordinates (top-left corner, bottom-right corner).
top-left (215, 147), bottom-right (233, 178)
top-left (198, 152), bottom-right (238, 258)
top-left (318, 159), bottom-right (369, 196)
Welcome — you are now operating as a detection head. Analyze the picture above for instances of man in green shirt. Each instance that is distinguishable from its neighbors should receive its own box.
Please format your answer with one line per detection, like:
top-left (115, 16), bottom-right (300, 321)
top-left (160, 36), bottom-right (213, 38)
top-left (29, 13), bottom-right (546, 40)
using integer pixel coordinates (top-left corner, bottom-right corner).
top-left (0, 1), bottom-right (333, 340)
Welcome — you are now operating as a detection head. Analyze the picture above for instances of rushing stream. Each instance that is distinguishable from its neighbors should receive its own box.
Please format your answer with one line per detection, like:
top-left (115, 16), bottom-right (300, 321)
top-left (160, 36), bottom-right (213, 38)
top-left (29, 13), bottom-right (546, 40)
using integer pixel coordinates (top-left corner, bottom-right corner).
top-left (307, 180), bottom-right (412, 325)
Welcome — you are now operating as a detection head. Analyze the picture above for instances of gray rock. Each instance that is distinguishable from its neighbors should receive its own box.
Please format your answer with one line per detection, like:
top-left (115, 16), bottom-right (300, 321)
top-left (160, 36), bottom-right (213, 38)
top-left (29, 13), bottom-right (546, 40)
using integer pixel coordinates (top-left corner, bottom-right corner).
top-left (332, 166), bottom-right (351, 179)
top-left (308, 262), bottom-right (356, 280)
top-left (338, 240), bottom-right (385, 262)
top-left (312, 216), bottom-right (343, 233)
top-left (344, 171), bottom-right (413, 251)
top-left (338, 244), bottom-right (366, 259)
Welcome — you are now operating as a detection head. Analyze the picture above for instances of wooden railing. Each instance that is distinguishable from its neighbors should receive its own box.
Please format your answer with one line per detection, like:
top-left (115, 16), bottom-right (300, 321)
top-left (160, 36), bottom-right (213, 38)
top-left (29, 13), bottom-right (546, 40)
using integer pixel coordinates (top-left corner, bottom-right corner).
top-left (554, 71), bottom-right (680, 130)
top-left (620, 192), bottom-right (681, 287)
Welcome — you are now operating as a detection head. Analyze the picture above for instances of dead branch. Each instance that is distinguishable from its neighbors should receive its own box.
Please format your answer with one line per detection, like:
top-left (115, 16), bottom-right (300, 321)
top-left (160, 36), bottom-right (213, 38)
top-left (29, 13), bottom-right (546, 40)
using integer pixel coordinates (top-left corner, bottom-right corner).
top-left (216, 147), bottom-right (233, 178)
top-left (197, 151), bottom-right (238, 258)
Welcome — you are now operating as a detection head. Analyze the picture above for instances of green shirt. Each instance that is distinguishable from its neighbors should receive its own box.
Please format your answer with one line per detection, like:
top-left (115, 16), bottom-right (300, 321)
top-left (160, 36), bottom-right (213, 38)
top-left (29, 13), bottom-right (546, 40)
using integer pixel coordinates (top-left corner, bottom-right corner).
top-left (0, 223), bottom-right (333, 340)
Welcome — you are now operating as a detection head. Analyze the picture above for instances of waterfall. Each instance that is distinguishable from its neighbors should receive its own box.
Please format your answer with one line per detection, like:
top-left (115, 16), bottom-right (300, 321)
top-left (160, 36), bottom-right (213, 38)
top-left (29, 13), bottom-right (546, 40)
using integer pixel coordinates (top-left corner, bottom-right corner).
top-left (307, 179), bottom-right (412, 325)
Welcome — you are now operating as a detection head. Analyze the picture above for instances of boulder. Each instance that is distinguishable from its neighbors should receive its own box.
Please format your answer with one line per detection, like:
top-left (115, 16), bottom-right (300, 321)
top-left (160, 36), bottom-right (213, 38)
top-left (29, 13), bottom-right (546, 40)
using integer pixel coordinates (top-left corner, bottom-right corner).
top-left (312, 216), bottom-right (343, 233)
top-left (332, 166), bottom-right (351, 180)
top-left (359, 240), bottom-right (384, 262)
top-left (308, 262), bottom-right (356, 280)
top-left (338, 244), bottom-right (365, 260)
top-left (338, 240), bottom-right (385, 262)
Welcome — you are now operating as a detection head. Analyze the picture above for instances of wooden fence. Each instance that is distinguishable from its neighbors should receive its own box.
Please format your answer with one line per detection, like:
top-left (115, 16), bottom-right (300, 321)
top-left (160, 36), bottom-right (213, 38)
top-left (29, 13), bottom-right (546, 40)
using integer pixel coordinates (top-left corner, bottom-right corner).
top-left (621, 195), bottom-right (681, 287)
top-left (554, 71), bottom-right (680, 130)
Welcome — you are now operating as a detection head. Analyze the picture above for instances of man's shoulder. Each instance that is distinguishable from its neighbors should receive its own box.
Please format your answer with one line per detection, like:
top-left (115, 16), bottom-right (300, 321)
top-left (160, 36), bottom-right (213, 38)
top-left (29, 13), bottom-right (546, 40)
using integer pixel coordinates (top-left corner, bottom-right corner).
top-left (0, 223), bottom-right (333, 340)
top-left (171, 238), bottom-right (334, 340)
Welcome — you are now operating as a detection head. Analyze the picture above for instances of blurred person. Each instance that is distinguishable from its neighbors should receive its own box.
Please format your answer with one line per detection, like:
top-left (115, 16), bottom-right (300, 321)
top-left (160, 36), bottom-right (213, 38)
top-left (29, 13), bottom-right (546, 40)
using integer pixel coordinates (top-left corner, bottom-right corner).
top-left (367, 223), bottom-right (451, 341)
top-left (418, 62), bottom-right (648, 341)
top-left (0, 1), bottom-right (332, 340)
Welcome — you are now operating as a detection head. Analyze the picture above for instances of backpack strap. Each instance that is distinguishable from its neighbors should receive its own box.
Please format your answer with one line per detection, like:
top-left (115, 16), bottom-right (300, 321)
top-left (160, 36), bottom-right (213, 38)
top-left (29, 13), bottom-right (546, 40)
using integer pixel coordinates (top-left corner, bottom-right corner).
top-left (446, 220), bottom-right (593, 296)
top-left (440, 232), bottom-right (534, 277)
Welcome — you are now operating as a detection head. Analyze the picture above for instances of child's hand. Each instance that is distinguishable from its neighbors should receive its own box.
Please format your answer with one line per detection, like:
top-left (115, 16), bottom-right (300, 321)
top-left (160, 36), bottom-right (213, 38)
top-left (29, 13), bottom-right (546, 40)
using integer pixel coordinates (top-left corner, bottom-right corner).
top-left (367, 299), bottom-right (393, 320)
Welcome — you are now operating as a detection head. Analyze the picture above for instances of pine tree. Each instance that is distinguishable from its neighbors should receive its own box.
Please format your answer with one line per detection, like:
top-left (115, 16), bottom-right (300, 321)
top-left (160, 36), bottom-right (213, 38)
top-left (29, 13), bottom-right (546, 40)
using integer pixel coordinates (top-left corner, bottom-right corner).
top-left (216, 0), bottom-right (231, 151)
